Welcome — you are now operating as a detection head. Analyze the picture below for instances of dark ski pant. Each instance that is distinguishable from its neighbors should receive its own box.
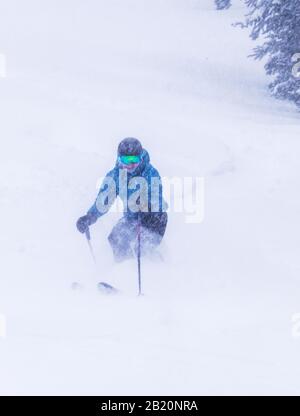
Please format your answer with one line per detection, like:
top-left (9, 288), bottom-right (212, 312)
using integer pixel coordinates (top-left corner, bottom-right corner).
top-left (108, 212), bottom-right (168, 262)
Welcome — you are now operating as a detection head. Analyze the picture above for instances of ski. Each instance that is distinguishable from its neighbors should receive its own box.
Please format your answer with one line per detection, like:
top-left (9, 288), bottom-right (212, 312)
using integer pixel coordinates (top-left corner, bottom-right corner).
top-left (97, 282), bottom-right (119, 295)
top-left (71, 282), bottom-right (84, 291)
top-left (71, 281), bottom-right (119, 295)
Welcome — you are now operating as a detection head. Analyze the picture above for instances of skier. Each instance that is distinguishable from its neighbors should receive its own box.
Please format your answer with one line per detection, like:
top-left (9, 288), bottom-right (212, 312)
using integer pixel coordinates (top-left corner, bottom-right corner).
top-left (76, 138), bottom-right (168, 262)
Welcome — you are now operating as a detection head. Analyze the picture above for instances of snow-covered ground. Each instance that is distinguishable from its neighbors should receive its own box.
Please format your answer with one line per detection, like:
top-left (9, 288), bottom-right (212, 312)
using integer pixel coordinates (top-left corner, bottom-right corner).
top-left (0, 0), bottom-right (300, 395)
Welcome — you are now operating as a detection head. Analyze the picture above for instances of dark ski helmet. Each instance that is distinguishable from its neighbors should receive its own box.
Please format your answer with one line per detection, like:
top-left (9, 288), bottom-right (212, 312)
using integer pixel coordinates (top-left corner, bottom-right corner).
top-left (118, 137), bottom-right (143, 156)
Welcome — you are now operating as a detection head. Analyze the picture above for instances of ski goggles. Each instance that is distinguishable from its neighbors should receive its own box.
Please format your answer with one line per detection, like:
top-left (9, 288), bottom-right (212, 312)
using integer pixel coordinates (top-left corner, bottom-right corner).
top-left (119, 155), bottom-right (141, 165)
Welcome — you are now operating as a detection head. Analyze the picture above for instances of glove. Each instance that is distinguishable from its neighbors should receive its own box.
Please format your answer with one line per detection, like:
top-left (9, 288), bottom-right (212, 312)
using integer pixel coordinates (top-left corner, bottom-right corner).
top-left (76, 212), bottom-right (98, 234)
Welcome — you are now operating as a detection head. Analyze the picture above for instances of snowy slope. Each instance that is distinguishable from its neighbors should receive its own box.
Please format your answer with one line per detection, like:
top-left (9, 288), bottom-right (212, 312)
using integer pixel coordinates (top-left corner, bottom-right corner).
top-left (0, 0), bottom-right (300, 395)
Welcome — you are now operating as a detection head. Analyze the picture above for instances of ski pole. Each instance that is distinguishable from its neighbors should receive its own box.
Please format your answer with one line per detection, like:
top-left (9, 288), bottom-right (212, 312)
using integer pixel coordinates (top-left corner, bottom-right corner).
top-left (84, 227), bottom-right (117, 294)
top-left (137, 213), bottom-right (142, 296)
top-left (85, 228), bottom-right (97, 264)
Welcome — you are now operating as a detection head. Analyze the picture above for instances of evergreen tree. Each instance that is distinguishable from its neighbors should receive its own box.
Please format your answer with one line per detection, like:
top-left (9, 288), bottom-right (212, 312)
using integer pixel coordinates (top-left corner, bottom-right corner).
top-left (215, 0), bottom-right (231, 9)
top-left (241, 0), bottom-right (300, 107)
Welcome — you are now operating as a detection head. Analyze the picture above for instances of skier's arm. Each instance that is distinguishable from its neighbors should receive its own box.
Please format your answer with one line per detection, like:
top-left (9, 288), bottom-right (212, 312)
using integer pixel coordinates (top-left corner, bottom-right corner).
top-left (88, 169), bottom-right (118, 219)
top-left (148, 167), bottom-right (167, 213)
top-left (76, 169), bottom-right (118, 233)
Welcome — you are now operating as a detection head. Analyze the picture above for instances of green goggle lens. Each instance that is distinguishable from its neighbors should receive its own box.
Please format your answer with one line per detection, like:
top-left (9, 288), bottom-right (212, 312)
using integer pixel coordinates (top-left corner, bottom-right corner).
top-left (119, 155), bottom-right (141, 165)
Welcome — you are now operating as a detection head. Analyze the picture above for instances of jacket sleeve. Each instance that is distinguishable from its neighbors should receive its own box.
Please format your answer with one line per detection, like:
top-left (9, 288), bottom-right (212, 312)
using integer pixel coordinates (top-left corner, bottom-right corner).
top-left (87, 169), bottom-right (118, 220)
top-left (147, 166), bottom-right (167, 213)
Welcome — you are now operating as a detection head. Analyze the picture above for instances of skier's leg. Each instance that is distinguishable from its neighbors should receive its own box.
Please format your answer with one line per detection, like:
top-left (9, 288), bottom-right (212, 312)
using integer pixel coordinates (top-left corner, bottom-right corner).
top-left (139, 228), bottom-right (162, 256)
top-left (136, 213), bottom-right (168, 256)
top-left (108, 217), bottom-right (137, 262)
top-left (109, 213), bottom-right (167, 260)
top-left (141, 212), bottom-right (168, 238)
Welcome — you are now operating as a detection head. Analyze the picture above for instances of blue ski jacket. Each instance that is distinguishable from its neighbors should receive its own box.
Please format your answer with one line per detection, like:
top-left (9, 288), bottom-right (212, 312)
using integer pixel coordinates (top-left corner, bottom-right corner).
top-left (87, 149), bottom-right (167, 221)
